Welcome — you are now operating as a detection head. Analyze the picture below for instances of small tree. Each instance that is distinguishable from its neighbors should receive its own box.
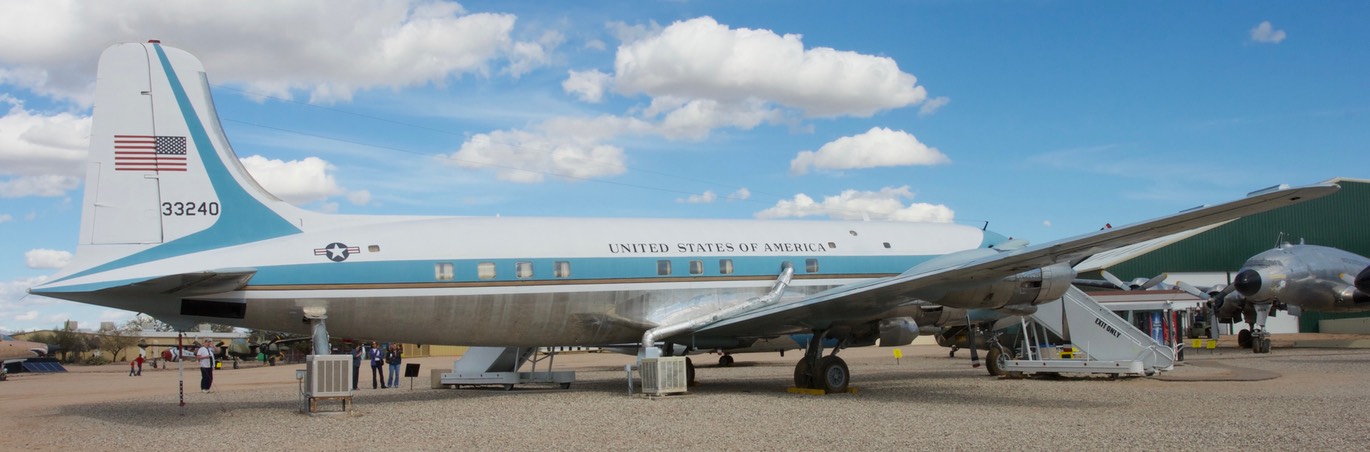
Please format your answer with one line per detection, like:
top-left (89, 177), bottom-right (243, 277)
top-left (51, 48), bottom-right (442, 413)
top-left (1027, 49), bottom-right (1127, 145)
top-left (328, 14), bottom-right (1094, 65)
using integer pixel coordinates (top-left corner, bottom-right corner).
top-left (125, 314), bottom-right (174, 332)
top-left (97, 328), bottom-right (139, 362)
top-left (50, 324), bottom-right (88, 363)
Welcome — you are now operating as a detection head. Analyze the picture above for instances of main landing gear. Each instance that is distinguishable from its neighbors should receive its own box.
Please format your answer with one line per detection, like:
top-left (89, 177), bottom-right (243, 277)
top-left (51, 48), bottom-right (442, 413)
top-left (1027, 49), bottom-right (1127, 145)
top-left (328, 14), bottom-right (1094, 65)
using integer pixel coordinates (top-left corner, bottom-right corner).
top-left (1241, 303), bottom-right (1275, 354)
top-left (792, 329), bottom-right (850, 393)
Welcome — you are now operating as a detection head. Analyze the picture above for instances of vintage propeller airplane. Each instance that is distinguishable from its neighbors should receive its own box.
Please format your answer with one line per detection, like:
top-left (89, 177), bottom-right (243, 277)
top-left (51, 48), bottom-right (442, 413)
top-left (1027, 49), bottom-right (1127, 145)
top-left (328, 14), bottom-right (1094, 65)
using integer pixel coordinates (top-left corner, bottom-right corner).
top-left (29, 41), bottom-right (1337, 392)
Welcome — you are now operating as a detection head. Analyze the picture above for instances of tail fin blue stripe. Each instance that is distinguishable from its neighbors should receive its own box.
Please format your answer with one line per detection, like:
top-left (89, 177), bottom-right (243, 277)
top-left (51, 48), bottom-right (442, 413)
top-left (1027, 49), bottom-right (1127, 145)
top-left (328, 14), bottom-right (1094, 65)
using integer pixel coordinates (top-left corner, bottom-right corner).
top-left (43, 44), bottom-right (301, 286)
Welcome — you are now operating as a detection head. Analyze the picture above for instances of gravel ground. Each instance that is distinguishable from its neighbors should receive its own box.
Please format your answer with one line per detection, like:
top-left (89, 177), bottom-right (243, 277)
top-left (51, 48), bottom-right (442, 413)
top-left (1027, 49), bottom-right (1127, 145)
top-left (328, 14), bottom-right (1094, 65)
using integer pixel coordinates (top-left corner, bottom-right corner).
top-left (4, 340), bottom-right (1369, 451)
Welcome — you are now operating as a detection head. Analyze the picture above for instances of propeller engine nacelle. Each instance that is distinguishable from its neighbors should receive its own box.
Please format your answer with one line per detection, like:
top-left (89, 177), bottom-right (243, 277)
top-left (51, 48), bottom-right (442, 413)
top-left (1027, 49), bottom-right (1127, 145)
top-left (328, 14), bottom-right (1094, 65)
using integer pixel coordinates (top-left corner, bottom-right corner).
top-left (1209, 285), bottom-right (1246, 321)
top-left (929, 262), bottom-right (1076, 309)
top-left (1233, 268), bottom-right (1280, 302)
top-left (1356, 265), bottom-right (1370, 295)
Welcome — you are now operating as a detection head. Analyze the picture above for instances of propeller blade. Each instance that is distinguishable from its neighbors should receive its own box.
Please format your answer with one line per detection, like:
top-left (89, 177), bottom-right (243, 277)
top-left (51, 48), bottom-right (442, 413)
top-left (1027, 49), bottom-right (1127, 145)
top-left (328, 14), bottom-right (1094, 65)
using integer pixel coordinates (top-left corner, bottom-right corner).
top-left (1174, 280), bottom-right (1208, 299)
top-left (1101, 270), bottom-right (1129, 291)
top-left (1139, 273), bottom-right (1168, 290)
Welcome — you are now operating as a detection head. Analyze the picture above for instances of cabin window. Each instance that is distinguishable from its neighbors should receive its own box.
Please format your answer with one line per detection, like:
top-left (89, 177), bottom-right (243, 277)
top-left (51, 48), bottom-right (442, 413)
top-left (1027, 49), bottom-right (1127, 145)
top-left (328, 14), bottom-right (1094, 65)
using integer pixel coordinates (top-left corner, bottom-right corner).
top-left (368, 245), bottom-right (381, 252)
top-left (719, 259), bottom-right (734, 275)
top-left (883, 242), bottom-right (891, 249)
top-left (689, 260), bottom-right (704, 275)
top-left (434, 262), bottom-right (454, 281)
top-left (554, 261), bottom-right (571, 278)
top-left (806, 259), bottom-right (819, 273)
top-left (516, 262), bottom-right (534, 278)
top-left (828, 242), bottom-right (836, 249)
top-left (657, 260), bottom-right (672, 276)
top-left (477, 262), bottom-right (496, 280)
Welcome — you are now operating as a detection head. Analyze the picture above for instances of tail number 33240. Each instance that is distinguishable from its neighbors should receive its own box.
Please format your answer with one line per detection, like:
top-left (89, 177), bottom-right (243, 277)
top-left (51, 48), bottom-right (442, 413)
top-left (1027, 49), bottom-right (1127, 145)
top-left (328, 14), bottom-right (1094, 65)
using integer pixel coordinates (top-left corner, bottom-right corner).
top-left (162, 201), bottom-right (220, 216)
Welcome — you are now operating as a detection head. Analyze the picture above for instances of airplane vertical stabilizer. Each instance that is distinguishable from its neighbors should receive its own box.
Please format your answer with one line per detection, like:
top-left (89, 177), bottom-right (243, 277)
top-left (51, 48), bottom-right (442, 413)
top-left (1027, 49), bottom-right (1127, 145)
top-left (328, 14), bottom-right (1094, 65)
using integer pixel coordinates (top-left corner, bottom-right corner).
top-left (63, 41), bottom-right (309, 278)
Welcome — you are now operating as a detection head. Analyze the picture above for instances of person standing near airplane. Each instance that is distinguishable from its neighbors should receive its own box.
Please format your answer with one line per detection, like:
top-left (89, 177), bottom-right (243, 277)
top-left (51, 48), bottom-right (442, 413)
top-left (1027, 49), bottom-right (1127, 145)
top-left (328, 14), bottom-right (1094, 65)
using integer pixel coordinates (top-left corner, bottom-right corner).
top-left (351, 342), bottom-right (365, 390)
top-left (370, 341), bottom-right (386, 389)
top-left (194, 341), bottom-right (214, 393)
top-left (385, 344), bottom-right (402, 388)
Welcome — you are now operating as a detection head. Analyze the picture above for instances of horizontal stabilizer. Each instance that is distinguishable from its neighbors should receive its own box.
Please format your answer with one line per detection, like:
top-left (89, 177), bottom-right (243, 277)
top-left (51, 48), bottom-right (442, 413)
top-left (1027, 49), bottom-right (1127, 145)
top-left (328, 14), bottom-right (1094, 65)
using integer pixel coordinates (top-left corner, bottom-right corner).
top-left (120, 269), bottom-right (257, 296)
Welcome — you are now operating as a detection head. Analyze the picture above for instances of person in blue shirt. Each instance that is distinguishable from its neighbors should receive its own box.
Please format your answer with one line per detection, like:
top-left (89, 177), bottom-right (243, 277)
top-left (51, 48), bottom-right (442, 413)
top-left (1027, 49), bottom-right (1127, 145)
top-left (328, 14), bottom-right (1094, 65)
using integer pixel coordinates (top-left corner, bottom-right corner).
top-left (385, 344), bottom-right (402, 388)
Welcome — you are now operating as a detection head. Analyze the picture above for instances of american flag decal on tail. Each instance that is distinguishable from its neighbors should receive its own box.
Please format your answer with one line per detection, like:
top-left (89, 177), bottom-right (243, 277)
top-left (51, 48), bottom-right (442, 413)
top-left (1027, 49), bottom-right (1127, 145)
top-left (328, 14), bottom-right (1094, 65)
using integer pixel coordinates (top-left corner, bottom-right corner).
top-left (113, 135), bottom-right (188, 171)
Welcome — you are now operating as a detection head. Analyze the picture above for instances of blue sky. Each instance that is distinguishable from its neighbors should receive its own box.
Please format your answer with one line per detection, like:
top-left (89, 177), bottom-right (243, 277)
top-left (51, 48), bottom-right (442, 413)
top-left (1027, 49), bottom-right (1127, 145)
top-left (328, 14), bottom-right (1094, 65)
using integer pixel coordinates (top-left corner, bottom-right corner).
top-left (1, 1), bottom-right (1366, 333)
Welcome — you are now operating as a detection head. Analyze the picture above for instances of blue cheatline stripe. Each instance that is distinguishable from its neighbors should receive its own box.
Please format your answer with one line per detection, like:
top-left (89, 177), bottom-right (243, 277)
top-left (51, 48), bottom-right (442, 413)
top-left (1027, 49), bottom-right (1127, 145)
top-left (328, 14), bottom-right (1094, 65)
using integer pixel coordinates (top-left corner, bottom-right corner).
top-left (248, 254), bottom-right (934, 286)
top-left (43, 44), bottom-right (302, 285)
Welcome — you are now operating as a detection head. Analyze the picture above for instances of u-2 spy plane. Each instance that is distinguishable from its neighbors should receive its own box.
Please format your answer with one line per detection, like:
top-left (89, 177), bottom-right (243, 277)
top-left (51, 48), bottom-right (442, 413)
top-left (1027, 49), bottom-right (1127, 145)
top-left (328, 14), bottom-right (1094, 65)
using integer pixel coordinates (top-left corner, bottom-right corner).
top-left (1181, 243), bottom-right (1370, 353)
top-left (30, 41), bottom-right (1336, 393)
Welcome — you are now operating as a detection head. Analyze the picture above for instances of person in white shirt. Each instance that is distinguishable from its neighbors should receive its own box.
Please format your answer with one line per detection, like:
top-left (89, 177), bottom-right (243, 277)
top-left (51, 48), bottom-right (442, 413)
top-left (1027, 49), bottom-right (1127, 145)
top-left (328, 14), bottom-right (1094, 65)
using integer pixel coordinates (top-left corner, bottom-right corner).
top-left (194, 341), bottom-right (215, 393)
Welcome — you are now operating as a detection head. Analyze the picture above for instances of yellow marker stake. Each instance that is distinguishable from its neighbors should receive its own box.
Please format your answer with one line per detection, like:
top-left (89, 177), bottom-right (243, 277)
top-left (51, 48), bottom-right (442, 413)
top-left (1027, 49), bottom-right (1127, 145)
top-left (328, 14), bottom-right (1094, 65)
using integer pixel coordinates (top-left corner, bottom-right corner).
top-left (893, 348), bottom-right (903, 364)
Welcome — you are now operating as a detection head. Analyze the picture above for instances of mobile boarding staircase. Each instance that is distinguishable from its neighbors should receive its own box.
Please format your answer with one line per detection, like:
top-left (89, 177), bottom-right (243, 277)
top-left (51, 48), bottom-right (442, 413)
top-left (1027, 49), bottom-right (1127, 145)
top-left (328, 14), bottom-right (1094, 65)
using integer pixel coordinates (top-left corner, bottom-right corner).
top-left (1001, 286), bottom-right (1176, 377)
top-left (436, 347), bottom-right (575, 390)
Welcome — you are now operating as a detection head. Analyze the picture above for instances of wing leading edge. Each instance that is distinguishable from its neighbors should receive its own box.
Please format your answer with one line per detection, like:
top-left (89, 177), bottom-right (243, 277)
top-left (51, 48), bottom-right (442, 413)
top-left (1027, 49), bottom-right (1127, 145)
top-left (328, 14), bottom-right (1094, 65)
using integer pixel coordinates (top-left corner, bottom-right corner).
top-left (694, 183), bottom-right (1339, 338)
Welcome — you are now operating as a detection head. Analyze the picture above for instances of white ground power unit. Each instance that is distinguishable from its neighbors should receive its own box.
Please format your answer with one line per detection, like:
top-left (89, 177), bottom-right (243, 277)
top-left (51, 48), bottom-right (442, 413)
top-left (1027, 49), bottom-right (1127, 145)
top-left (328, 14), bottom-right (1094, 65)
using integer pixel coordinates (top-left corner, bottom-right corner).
top-left (640, 357), bottom-right (688, 395)
top-left (305, 355), bottom-right (353, 397)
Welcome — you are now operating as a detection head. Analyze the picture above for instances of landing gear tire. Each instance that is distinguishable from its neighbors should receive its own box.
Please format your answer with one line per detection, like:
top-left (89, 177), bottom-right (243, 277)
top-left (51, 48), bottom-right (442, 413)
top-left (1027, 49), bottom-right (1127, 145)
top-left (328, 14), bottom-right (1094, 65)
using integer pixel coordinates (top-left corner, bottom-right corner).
top-left (1253, 337), bottom-right (1272, 354)
top-left (793, 359), bottom-right (813, 388)
top-left (718, 354), bottom-right (734, 367)
top-left (986, 347), bottom-right (1009, 377)
top-left (1237, 329), bottom-right (1253, 348)
top-left (816, 356), bottom-right (850, 393)
top-left (948, 346), bottom-right (959, 358)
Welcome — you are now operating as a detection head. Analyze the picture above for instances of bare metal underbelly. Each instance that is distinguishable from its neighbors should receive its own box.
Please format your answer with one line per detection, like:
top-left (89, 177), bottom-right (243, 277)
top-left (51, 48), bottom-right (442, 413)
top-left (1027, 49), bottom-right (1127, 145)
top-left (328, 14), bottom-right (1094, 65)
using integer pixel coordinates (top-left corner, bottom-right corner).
top-left (230, 281), bottom-right (850, 347)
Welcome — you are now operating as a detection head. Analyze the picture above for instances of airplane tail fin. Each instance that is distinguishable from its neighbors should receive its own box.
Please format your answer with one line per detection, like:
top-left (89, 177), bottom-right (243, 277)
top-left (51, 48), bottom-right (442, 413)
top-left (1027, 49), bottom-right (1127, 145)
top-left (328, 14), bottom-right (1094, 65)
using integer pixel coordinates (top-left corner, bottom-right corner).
top-left (62, 41), bottom-right (306, 276)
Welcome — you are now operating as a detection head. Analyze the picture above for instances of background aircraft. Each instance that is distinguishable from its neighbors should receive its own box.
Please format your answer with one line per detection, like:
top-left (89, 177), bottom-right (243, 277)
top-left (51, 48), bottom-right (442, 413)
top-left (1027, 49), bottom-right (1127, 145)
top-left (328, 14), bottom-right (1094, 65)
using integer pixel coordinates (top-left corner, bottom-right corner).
top-left (1177, 243), bottom-right (1370, 353)
top-left (1, 334), bottom-right (50, 380)
top-left (29, 41), bottom-right (1336, 393)
top-left (1, 334), bottom-right (48, 362)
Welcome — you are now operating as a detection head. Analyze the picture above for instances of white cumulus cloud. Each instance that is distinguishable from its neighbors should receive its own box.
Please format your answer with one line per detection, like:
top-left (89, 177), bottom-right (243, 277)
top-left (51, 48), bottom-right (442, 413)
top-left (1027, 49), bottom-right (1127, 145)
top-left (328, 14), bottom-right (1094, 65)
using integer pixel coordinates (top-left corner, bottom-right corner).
top-left (239, 155), bottom-right (345, 205)
top-left (613, 17), bottom-right (928, 118)
top-left (1250, 21), bottom-right (1286, 44)
top-left (25, 249), bottom-right (72, 269)
top-left (446, 115), bottom-right (654, 183)
top-left (677, 190), bottom-right (717, 204)
top-left (454, 17), bottom-right (940, 184)
top-left (563, 69), bottom-right (612, 103)
top-left (0, 95), bottom-right (90, 198)
top-left (0, 0), bottom-right (553, 105)
top-left (755, 186), bottom-right (953, 222)
top-left (790, 127), bottom-right (949, 175)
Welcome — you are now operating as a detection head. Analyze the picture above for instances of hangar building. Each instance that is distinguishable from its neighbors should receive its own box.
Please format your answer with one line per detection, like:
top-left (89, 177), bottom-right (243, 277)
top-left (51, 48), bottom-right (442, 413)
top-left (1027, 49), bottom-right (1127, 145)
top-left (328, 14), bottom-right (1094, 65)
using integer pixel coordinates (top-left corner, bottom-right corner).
top-left (1089, 177), bottom-right (1370, 333)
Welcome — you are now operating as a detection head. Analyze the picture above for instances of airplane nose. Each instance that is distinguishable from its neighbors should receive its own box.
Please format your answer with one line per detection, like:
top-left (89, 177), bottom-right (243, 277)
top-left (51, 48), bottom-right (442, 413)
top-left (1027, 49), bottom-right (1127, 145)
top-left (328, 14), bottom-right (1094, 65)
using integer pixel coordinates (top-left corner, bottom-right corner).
top-left (1233, 269), bottom-right (1263, 297)
top-left (1356, 265), bottom-right (1370, 294)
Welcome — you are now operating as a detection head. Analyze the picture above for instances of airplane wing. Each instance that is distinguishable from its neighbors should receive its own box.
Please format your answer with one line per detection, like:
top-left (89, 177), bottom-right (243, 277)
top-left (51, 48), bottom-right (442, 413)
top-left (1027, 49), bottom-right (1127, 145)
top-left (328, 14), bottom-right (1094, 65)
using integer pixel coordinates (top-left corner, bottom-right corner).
top-left (695, 184), bottom-right (1338, 338)
top-left (1072, 220), bottom-right (1231, 273)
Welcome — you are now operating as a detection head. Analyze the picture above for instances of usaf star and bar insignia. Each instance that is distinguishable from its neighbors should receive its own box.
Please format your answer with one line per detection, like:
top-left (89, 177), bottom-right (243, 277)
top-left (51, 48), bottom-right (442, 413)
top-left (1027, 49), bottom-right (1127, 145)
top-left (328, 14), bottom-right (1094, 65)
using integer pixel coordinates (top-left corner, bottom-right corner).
top-left (314, 242), bottom-right (361, 262)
